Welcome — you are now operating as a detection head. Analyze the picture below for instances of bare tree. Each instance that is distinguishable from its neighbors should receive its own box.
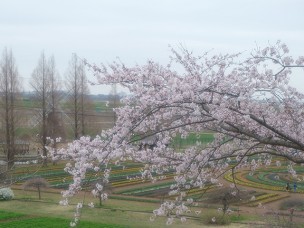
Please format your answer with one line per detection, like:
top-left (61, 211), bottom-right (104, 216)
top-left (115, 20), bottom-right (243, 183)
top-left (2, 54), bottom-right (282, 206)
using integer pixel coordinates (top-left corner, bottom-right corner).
top-left (31, 52), bottom-right (49, 166)
top-left (109, 84), bottom-right (118, 124)
top-left (47, 56), bottom-right (65, 141)
top-left (47, 56), bottom-right (65, 165)
top-left (30, 52), bottom-right (63, 166)
top-left (66, 54), bottom-right (89, 139)
top-left (0, 48), bottom-right (21, 175)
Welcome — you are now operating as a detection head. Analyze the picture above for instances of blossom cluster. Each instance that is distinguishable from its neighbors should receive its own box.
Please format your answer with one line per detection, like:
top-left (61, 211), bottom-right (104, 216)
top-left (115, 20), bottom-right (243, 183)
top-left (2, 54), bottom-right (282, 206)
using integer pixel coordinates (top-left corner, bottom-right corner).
top-left (50, 42), bottom-right (304, 225)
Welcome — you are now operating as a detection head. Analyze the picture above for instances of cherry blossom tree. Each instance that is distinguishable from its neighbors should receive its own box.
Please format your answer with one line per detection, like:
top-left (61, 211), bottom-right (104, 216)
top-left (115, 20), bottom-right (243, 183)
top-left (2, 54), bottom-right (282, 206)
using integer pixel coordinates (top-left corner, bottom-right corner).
top-left (51, 41), bottom-right (304, 225)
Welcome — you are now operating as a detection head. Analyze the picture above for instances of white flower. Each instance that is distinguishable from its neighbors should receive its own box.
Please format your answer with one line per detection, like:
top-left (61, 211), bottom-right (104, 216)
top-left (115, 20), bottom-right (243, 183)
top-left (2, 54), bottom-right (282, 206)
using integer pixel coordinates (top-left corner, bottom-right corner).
top-left (59, 198), bottom-right (69, 206)
top-left (180, 192), bottom-right (186, 197)
top-left (281, 43), bottom-right (289, 53)
top-left (96, 183), bottom-right (103, 191)
top-left (166, 217), bottom-right (173, 225)
top-left (100, 193), bottom-right (108, 201)
top-left (217, 183), bottom-right (223, 187)
top-left (76, 203), bottom-right (83, 209)
top-left (211, 217), bottom-right (216, 223)
top-left (0, 188), bottom-right (14, 200)
top-left (226, 208), bottom-right (233, 214)
top-left (88, 202), bottom-right (94, 208)
top-left (210, 178), bottom-right (218, 184)
top-left (186, 198), bottom-right (193, 204)
top-left (168, 190), bottom-right (178, 196)
top-left (181, 217), bottom-right (186, 223)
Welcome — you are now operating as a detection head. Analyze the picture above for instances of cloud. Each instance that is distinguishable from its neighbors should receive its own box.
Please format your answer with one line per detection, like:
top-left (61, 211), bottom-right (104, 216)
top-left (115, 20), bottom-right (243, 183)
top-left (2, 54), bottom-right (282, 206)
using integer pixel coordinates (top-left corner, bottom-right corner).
top-left (0, 0), bottom-right (303, 94)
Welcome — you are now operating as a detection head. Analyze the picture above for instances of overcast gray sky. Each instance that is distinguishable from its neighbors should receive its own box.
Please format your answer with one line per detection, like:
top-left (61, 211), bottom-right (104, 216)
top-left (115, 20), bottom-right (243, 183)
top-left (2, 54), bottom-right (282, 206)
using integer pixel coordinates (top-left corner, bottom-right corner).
top-left (0, 0), bottom-right (303, 94)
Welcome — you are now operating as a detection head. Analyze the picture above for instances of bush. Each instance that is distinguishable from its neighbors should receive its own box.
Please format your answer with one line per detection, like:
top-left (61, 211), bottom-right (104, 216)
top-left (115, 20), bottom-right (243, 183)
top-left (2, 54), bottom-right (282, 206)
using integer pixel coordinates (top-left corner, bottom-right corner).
top-left (23, 177), bottom-right (49, 200)
top-left (0, 188), bottom-right (14, 200)
top-left (280, 199), bottom-right (304, 211)
top-left (202, 211), bottom-right (231, 225)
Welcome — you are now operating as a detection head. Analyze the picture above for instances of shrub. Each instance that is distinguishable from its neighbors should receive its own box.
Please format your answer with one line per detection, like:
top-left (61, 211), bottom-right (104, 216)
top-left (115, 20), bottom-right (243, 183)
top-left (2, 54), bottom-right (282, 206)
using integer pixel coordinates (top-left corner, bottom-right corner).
top-left (202, 211), bottom-right (231, 225)
top-left (280, 199), bottom-right (304, 211)
top-left (23, 177), bottom-right (49, 200)
top-left (0, 188), bottom-right (14, 200)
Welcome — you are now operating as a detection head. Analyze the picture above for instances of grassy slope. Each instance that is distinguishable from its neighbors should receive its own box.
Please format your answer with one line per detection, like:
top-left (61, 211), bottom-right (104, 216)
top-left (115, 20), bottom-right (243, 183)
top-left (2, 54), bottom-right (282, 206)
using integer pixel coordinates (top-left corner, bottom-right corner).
top-left (0, 217), bottom-right (126, 228)
top-left (0, 190), bottom-right (210, 228)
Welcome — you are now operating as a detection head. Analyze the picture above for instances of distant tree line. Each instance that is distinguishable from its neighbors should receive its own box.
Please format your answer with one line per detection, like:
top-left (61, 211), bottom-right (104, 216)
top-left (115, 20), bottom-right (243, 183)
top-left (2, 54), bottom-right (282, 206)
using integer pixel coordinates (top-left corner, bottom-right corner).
top-left (0, 48), bottom-right (92, 175)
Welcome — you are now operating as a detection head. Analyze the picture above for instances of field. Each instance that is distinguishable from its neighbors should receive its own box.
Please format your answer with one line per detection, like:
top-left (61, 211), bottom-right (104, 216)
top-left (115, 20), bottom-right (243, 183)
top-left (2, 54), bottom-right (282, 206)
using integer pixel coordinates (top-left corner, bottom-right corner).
top-left (0, 211), bottom-right (125, 228)
top-left (2, 131), bottom-right (304, 227)
top-left (0, 187), bottom-right (256, 228)
top-left (2, 159), bottom-right (304, 227)
top-left (0, 99), bottom-right (116, 142)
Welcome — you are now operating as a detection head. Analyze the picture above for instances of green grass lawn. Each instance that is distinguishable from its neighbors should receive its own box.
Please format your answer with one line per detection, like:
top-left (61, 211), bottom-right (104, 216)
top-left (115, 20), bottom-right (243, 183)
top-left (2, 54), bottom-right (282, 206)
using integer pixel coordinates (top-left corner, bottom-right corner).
top-left (171, 132), bottom-right (214, 149)
top-left (0, 190), bottom-right (207, 228)
top-left (0, 210), bottom-right (25, 220)
top-left (0, 211), bottom-right (128, 228)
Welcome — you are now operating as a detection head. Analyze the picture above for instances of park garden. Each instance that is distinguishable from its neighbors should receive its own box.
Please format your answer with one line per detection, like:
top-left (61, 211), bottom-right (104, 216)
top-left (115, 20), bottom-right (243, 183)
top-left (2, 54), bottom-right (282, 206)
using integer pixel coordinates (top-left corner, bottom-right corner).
top-left (1, 132), bottom-right (304, 227)
top-left (1, 40), bottom-right (304, 228)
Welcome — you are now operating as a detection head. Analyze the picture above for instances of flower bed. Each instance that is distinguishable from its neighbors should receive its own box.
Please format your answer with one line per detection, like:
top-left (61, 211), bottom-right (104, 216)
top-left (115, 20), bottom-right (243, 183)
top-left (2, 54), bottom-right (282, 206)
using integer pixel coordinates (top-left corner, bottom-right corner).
top-left (223, 171), bottom-right (295, 192)
top-left (248, 194), bottom-right (289, 207)
top-left (117, 181), bottom-right (175, 194)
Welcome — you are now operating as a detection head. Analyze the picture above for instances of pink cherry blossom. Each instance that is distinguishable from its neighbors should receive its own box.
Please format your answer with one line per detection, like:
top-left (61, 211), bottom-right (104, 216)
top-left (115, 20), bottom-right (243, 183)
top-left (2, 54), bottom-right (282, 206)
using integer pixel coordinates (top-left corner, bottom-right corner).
top-left (49, 42), bottom-right (304, 224)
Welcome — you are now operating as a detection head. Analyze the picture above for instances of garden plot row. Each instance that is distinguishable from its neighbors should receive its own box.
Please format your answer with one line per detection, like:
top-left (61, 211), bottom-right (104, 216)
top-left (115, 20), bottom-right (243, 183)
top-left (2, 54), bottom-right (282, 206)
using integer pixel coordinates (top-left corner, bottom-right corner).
top-left (116, 180), bottom-right (215, 199)
top-left (225, 172), bottom-right (285, 191)
top-left (14, 162), bottom-right (140, 176)
top-left (224, 169), bottom-right (304, 193)
top-left (235, 193), bottom-right (289, 207)
top-left (13, 163), bottom-right (143, 187)
top-left (12, 162), bottom-right (177, 191)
